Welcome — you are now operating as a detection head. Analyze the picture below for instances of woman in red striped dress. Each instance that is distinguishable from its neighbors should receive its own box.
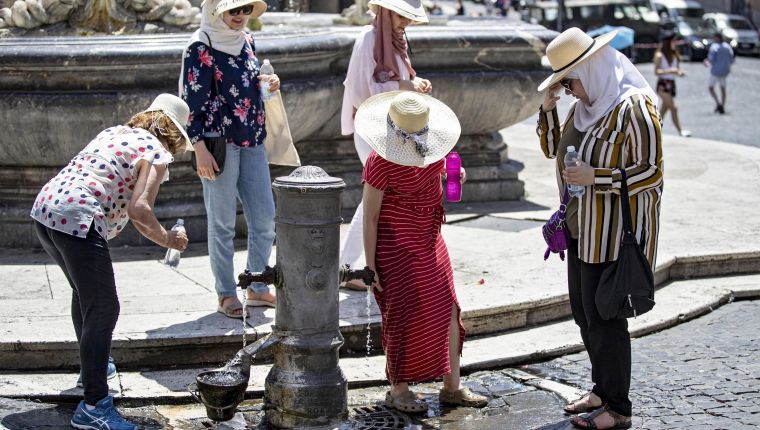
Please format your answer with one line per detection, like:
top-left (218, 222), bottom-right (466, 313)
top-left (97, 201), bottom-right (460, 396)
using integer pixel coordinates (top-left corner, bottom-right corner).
top-left (356, 91), bottom-right (488, 413)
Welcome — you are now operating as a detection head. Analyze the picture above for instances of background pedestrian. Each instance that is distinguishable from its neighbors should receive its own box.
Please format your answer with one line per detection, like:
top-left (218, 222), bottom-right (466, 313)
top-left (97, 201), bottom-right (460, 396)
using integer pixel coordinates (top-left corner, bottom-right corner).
top-left (704, 32), bottom-right (734, 114)
top-left (654, 33), bottom-right (691, 137)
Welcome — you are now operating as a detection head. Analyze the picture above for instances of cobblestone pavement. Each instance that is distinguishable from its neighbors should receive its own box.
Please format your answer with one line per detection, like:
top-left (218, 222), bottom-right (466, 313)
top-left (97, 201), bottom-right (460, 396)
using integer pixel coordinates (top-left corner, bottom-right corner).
top-left (528, 300), bottom-right (760, 429)
top-left (2, 301), bottom-right (759, 429)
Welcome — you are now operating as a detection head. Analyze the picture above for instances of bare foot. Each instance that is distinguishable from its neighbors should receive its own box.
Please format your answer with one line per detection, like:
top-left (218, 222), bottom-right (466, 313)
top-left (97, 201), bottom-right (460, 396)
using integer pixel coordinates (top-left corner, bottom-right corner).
top-left (564, 392), bottom-right (602, 414)
top-left (246, 291), bottom-right (276, 306)
top-left (218, 296), bottom-right (246, 318)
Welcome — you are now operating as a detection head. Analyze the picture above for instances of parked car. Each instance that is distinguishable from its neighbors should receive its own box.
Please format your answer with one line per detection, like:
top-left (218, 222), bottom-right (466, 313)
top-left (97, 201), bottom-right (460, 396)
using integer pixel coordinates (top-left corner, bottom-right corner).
top-left (654, 0), bottom-right (712, 60)
top-left (703, 13), bottom-right (760, 55)
top-left (521, 0), bottom-right (661, 61)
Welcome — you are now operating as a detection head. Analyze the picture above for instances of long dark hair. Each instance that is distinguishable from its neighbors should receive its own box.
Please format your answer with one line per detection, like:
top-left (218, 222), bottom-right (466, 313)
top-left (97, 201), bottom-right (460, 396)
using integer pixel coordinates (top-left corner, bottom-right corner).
top-left (659, 36), bottom-right (681, 64)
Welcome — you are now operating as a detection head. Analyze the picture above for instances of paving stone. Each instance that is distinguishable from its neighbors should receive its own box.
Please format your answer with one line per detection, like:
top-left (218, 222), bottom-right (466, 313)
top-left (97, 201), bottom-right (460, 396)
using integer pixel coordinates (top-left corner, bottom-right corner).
top-left (529, 301), bottom-right (760, 429)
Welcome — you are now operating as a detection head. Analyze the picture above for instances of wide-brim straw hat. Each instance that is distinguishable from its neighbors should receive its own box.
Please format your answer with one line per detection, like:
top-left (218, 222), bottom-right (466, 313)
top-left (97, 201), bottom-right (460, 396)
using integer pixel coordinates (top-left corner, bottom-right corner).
top-left (355, 91), bottom-right (460, 167)
top-left (210, 0), bottom-right (267, 19)
top-left (537, 27), bottom-right (618, 92)
top-left (368, 0), bottom-right (429, 23)
top-left (141, 94), bottom-right (193, 152)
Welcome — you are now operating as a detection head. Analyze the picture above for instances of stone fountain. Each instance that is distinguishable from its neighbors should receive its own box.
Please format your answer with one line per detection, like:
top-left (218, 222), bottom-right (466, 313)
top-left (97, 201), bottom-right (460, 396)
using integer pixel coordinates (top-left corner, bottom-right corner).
top-left (0, 2), bottom-right (556, 247)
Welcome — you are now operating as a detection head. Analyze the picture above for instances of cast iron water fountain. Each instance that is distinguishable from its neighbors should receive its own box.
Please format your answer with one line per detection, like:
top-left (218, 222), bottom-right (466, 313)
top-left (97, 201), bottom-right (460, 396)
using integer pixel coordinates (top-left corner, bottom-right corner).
top-left (189, 166), bottom-right (374, 428)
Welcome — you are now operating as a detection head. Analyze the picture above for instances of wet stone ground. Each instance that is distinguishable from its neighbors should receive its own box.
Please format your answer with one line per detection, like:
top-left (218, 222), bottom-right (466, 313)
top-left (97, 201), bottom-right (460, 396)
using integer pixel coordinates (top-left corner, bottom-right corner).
top-left (528, 300), bottom-right (760, 430)
top-left (0, 371), bottom-right (568, 430)
top-left (4, 301), bottom-right (760, 429)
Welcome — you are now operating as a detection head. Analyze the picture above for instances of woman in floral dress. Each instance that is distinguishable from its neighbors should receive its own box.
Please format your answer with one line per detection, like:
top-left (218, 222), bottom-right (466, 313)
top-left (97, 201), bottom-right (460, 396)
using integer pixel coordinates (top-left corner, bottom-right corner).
top-left (180, 0), bottom-right (279, 318)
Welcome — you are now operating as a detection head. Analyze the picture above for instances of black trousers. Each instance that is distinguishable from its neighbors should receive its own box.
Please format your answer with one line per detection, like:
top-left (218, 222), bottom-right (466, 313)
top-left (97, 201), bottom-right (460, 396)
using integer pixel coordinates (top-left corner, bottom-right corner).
top-left (34, 221), bottom-right (119, 406)
top-left (567, 239), bottom-right (632, 417)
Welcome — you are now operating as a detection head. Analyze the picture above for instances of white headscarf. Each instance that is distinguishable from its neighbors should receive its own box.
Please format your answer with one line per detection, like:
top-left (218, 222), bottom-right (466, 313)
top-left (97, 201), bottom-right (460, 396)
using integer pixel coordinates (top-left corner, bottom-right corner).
top-left (570, 46), bottom-right (658, 132)
top-left (178, 0), bottom-right (247, 96)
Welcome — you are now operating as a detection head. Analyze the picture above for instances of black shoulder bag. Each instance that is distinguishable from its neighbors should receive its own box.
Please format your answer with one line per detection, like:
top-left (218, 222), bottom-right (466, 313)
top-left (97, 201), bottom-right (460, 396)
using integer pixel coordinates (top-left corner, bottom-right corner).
top-left (595, 162), bottom-right (656, 320)
top-left (191, 32), bottom-right (227, 175)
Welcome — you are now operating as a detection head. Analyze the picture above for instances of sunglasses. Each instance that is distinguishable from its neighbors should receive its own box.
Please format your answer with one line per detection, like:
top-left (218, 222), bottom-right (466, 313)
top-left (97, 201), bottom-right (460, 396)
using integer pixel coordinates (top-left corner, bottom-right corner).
top-left (228, 4), bottom-right (254, 16)
top-left (560, 79), bottom-right (574, 91)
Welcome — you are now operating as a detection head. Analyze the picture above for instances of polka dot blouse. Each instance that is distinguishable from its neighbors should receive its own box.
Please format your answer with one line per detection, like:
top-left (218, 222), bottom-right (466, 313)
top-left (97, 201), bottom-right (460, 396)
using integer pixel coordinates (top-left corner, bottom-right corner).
top-left (30, 126), bottom-right (174, 240)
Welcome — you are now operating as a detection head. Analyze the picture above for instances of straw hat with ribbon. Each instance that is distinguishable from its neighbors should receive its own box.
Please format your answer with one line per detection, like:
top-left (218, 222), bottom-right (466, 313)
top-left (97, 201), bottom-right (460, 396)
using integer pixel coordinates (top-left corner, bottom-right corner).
top-left (368, 0), bottom-right (429, 23)
top-left (207, 0), bottom-right (267, 19)
top-left (141, 94), bottom-right (193, 152)
top-left (537, 27), bottom-right (618, 92)
top-left (355, 91), bottom-right (460, 167)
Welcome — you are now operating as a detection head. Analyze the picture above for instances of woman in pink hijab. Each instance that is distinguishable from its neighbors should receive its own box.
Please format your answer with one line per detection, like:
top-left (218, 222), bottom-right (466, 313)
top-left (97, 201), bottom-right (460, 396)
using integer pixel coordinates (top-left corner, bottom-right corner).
top-left (339, 0), bottom-right (433, 290)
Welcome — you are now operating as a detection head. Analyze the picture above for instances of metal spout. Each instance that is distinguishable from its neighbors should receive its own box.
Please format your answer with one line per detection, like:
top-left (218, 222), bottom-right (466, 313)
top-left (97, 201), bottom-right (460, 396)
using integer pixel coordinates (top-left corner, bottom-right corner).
top-left (225, 334), bottom-right (280, 380)
top-left (340, 265), bottom-right (375, 287)
top-left (238, 265), bottom-right (279, 290)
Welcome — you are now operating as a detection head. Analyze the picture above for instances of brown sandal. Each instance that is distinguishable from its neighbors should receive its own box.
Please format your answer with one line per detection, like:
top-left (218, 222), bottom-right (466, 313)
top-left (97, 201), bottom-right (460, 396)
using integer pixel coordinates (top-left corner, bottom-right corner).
top-left (564, 391), bottom-right (603, 414)
top-left (439, 387), bottom-right (489, 408)
top-left (384, 390), bottom-right (428, 414)
top-left (571, 405), bottom-right (632, 429)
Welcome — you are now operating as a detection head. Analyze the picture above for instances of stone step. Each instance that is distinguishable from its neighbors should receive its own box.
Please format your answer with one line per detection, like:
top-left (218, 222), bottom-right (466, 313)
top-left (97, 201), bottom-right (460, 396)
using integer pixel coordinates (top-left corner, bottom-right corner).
top-left (2, 241), bottom-right (758, 371)
top-left (1, 273), bottom-right (757, 402)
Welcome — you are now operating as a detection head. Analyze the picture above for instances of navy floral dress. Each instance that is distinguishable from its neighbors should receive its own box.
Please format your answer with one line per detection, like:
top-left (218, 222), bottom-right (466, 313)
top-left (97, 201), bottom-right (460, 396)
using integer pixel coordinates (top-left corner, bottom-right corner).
top-left (181, 33), bottom-right (266, 147)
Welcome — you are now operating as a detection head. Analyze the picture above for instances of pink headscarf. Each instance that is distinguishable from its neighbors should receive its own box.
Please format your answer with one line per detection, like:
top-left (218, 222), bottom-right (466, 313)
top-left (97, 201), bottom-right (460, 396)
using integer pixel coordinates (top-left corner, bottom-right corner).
top-left (372, 7), bottom-right (416, 83)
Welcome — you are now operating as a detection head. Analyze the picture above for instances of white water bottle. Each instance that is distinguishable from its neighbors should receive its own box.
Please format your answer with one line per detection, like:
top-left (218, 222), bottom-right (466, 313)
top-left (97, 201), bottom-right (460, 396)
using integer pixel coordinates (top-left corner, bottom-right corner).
top-left (162, 218), bottom-right (185, 268)
top-left (564, 146), bottom-right (585, 198)
top-left (259, 59), bottom-right (274, 100)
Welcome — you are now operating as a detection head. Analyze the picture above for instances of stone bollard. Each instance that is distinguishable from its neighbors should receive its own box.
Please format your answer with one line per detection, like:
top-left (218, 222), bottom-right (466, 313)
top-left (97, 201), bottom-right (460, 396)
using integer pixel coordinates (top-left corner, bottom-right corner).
top-left (237, 166), bottom-right (373, 429)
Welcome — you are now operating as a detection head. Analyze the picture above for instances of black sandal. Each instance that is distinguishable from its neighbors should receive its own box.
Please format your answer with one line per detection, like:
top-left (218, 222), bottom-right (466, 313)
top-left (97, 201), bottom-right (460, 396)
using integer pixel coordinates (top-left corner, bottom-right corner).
top-left (571, 405), bottom-right (632, 430)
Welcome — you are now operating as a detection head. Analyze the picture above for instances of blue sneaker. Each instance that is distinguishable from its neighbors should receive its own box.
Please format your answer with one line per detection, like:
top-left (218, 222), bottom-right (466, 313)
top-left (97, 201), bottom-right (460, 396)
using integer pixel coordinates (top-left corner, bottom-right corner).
top-left (70, 395), bottom-right (136, 430)
top-left (77, 357), bottom-right (117, 388)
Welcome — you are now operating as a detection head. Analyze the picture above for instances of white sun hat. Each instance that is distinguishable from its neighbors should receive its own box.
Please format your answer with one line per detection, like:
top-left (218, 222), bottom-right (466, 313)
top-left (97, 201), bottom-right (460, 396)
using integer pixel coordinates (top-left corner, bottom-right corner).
top-left (368, 0), bottom-right (429, 23)
top-left (141, 93), bottom-right (193, 152)
top-left (355, 91), bottom-right (460, 167)
top-left (209, 0), bottom-right (267, 19)
top-left (537, 27), bottom-right (618, 92)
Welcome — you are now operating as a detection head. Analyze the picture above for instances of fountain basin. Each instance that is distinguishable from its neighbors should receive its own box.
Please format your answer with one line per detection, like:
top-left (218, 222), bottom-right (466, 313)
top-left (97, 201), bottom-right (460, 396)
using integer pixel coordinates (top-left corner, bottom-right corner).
top-left (0, 20), bottom-right (557, 247)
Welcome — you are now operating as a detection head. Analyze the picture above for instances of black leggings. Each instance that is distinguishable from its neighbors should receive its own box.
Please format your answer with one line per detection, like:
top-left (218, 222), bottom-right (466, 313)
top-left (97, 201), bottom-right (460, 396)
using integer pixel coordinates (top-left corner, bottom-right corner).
top-left (34, 221), bottom-right (119, 406)
top-left (567, 239), bottom-right (632, 417)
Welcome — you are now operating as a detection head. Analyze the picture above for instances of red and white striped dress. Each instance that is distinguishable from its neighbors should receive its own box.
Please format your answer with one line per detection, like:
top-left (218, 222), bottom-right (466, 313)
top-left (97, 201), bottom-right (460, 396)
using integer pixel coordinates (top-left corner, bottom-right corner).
top-left (363, 151), bottom-right (465, 385)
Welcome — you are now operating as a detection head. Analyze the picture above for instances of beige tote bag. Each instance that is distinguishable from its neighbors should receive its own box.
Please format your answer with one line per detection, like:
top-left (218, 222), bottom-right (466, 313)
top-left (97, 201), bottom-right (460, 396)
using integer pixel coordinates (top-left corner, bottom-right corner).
top-left (264, 91), bottom-right (300, 166)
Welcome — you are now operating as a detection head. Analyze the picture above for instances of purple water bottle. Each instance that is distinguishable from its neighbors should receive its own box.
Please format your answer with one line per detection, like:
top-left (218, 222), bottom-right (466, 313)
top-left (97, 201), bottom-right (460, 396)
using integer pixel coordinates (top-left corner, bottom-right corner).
top-left (446, 151), bottom-right (462, 203)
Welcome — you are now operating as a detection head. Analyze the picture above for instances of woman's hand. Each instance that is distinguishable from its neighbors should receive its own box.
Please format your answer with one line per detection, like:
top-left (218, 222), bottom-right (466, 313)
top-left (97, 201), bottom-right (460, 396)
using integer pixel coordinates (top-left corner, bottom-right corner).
top-left (193, 140), bottom-right (219, 181)
top-left (460, 167), bottom-right (467, 185)
top-left (542, 84), bottom-right (561, 112)
top-left (400, 78), bottom-right (432, 94)
top-left (563, 161), bottom-right (595, 186)
top-left (414, 77), bottom-right (432, 94)
top-left (166, 229), bottom-right (189, 251)
top-left (258, 73), bottom-right (280, 92)
top-left (368, 266), bottom-right (383, 293)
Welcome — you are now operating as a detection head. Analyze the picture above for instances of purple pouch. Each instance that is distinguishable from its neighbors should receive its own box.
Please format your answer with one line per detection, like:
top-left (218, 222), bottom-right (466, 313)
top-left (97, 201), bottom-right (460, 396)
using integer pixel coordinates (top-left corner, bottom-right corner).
top-left (542, 187), bottom-right (571, 261)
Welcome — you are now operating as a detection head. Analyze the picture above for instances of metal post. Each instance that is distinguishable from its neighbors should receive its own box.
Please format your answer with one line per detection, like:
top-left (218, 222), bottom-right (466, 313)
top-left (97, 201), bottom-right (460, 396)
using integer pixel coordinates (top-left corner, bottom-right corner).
top-left (265, 166), bottom-right (347, 429)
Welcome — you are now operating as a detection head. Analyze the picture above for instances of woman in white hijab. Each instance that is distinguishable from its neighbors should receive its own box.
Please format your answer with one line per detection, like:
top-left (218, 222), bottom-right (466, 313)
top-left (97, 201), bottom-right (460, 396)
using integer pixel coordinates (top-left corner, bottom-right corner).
top-left (536, 28), bottom-right (664, 430)
top-left (179, 0), bottom-right (279, 318)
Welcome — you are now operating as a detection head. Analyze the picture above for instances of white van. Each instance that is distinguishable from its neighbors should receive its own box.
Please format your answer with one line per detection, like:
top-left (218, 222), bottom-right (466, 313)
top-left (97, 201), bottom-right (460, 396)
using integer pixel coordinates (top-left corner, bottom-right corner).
top-left (653, 0), bottom-right (705, 20)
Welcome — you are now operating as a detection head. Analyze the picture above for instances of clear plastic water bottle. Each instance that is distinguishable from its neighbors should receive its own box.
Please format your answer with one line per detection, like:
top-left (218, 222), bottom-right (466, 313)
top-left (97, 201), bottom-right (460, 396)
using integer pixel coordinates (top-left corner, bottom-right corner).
top-left (445, 151), bottom-right (462, 202)
top-left (564, 146), bottom-right (585, 198)
top-left (162, 218), bottom-right (185, 268)
top-left (259, 59), bottom-right (274, 100)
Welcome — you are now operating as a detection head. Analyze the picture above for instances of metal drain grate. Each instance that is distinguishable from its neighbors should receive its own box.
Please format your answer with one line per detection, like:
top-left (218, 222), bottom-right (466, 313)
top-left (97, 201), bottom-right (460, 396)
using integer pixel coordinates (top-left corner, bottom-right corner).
top-left (347, 405), bottom-right (412, 429)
